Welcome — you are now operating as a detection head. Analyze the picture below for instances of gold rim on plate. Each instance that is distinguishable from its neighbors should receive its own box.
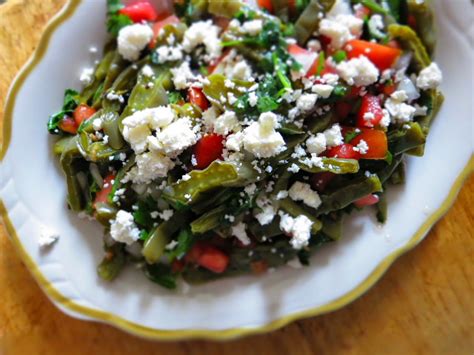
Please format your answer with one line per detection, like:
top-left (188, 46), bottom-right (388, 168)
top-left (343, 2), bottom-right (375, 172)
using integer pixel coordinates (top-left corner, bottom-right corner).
top-left (1, 0), bottom-right (473, 340)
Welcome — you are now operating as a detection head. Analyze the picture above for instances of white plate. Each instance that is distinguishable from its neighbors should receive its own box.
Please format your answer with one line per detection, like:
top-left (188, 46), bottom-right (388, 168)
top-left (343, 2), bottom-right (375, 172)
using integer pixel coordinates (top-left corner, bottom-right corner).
top-left (0, 0), bottom-right (472, 340)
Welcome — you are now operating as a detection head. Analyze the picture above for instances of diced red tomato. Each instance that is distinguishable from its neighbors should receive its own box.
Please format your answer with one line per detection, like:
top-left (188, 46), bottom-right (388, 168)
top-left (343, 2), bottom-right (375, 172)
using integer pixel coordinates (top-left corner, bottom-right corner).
top-left (119, 2), bottom-right (158, 23)
top-left (354, 5), bottom-right (371, 19)
top-left (354, 194), bottom-right (380, 208)
top-left (185, 242), bottom-right (229, 273)
top-left (310, 172), bottom-right (336, 192)
top-left (326, 143), bottom-right (360, 160)
top-left (193, 134), bottom-right (224, 170)
top-left (93, 174), bottom-right (115, 207)
top-left (188, 87), bottom-right (209, 111)
top-left (197, 245), bottom-right (230, 273)
top-left (347, 86), bottom-right (363, 99)
top-left (351, 129), bottom-right (388, 159)
top-left (58, 116), bottom-right (78, 135)
top-left (345, 40), bottom-right (402, 71)
top-left (380, 82), bottom-right (397, 96)
top-left (149, 15), bottom-right (180, 48)
top-left (257, 0), bottom-right (273, 13)
top-left (288, 44), bottom-right (318, 76)
top-left (73, 104), bottom-right (96, 126)
top-left (319, 35), bottom-right (332, 50)
top-left (356, 95), bottom-right (384, 128)
top-left (335, 101), bottom-right (352, 119)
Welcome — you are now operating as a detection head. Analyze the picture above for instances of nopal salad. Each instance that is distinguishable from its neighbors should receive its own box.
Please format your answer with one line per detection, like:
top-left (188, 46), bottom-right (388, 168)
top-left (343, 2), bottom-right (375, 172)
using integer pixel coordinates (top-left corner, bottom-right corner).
top-left (48, 0), bottom-right (443, 289)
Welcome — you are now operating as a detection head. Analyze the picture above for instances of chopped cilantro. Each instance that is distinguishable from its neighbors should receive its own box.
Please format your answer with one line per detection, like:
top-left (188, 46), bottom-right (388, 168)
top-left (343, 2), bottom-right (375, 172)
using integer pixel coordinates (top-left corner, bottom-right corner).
top-left (332, 50), bottom-right (347, 63)
top-left (165, 228), bottom-right (195, 261)
top-left (168, 91), bottom-right (184, 104)
top-left (107, 13), bottom-right (133, 37)
top-left (47, 89), bottom-right (81, 134)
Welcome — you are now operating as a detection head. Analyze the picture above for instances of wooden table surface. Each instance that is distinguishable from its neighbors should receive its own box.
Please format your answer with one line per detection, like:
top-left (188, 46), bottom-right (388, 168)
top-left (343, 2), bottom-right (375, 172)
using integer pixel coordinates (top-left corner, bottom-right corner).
top-left (0, 1), bottom-right (473, 354)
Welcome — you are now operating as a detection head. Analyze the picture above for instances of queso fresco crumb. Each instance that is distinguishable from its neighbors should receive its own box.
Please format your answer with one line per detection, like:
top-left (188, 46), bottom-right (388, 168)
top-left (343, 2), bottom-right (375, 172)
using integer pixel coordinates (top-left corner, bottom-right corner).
top-left (47, 0), bottom-right (443, 288)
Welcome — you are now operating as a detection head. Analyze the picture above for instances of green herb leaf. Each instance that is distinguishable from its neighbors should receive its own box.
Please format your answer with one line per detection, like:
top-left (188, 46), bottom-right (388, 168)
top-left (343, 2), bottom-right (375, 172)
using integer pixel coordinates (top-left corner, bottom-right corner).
top-left (107, 13), bottom-right (133, 37)
top-left (168, 91), bottom-right (184, 104)
top-left (47, 89), bottom-right (81, 134)
top-left (107, 0), bottom-right (124, 14)
top-left (144, 264), bottom-right (177, 289)
top-left (166, 228), bottom-right (195, 261)
top-left (332, 50), bottom-right (347, 63)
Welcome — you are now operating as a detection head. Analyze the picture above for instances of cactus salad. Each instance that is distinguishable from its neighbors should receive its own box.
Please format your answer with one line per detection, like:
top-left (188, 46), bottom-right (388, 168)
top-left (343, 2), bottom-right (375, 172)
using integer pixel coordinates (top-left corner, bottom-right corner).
top-left (48, 0), bottom-right (443, 288)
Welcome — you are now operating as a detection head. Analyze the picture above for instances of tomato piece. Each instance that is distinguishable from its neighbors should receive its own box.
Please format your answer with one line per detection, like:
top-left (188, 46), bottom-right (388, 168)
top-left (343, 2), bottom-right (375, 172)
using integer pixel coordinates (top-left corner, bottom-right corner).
top-left (73, 104), bottom-right (96, 126)
top-left (354, 194), bottom-right (380, 208)
top-left (197, 245), bottom-right (229, 273)
top-left (58, 116), bottom-right (78, 135)
top-left (188, 87), bottom-right (209, 111)
top-left (288, 44), bottom-right (318, 76)
top-left (345, 40), bottom-right (402, 71)
top-left (184, 242), bottom-right (204, 263)
top-left (193, 134), bottom-right (224, 170)
top-left (335, 101), bottom-right (352, 119)
top-left (119, 2), bottom-right (158, 23)
top-left (257, 0), bottom-right (273, 12)
top-left (93, 174), bottom-right (115, 207)
top-left (325, 143), bottom-right (360, 160)
top-left (381, 82), bottom-right (396, 96)
top-left (357, 95), bottom-right (384, 128)
top-left (351, 129), bottom-right (388, 159)
top-left (149, 15), bottom-right (180, 48)
top-left (310, 172), bottom-right (336, 192)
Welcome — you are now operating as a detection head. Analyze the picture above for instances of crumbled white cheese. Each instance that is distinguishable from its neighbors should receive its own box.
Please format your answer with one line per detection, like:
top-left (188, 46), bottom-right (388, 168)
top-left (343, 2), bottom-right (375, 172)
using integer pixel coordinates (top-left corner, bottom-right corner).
top-left (230, 60), bottom-right (253, 81)
top-left (279, 212), bottom-right (313, 250)
top-left (79, 67), bottom-right (94, 86)
top-left (122, 107), bottom-right (176, 154)
top-left (242, 19), bottom-right (263, 35)
top-left (311, 84), bottom-right (334, 98)
top-left (288, 182), bottom-right (322, 209)
top-left (110, 210), bottom-right (141, 245)
top-left (125, 151), bottom-right (175, 184)
top-left (243, 112), bottom-right (286, 158)
top-left (118, 24), bottom-right (153, 61)
top-left (288, 163), bottom-right (300, 173)
top-left (297, 93), bottom-right (318, 112)
top-left (232, 222), bottom-right (251, 245)
top-left (319, 15), bottom-right (363, 49)
top-left (39, 226), bottom-right (60, 248)
top-left (225, 131), bottom-right (244, 152)
top-left (214, 111), bottom-right (241, 135)
top-left (337, 56), bottom-right (379, 86)
top-left (182, 20), bottom-right (222, 60)
top-left (276, 190), bottom-right (289, 200)
top-left (154, 45), bottom-right (183, 64)
top-left (244, 183), bottom-right (257, 196)
top-left (159, 209), bottom-right (174, 221)
top-left (416, 62), bottom-right (443, 90)
top-left (248, 92), bottom-right (258, 107)
top-left (306, 133), bottom-right (327, 155)
top-left (324, 123), bottom-right (344, 147)
top-left (307, 39), bottom-right (322, 52)
top-left (170, 61), bottom-right (196, 90)
top-left (165, 240), bottom-right (179, 250)
top-left (384, 91), bottom-right (417, 123)
top-left (148, 117), bottom-right (198, 157)
top-left (106, 91), bottom-right (125, 103)
top-left (92, 118), bottom-right (102, 131)
top-left (141, 65), bottom-right (155, 78)
top-left (353, 139), bottom-right (369, 155)
top-left (255, 196), bottom-right (276, 225)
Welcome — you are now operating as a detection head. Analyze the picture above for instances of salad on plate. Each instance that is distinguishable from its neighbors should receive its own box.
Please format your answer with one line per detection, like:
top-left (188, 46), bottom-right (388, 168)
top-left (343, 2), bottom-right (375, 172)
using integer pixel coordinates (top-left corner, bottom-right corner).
top-left (47, 0), bottom-right (443, 289)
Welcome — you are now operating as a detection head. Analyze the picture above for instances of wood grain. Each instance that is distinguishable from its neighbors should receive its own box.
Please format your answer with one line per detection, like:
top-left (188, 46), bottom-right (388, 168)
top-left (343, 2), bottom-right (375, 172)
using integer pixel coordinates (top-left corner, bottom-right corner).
top-left (0, 1), bottom-right (472, 354)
